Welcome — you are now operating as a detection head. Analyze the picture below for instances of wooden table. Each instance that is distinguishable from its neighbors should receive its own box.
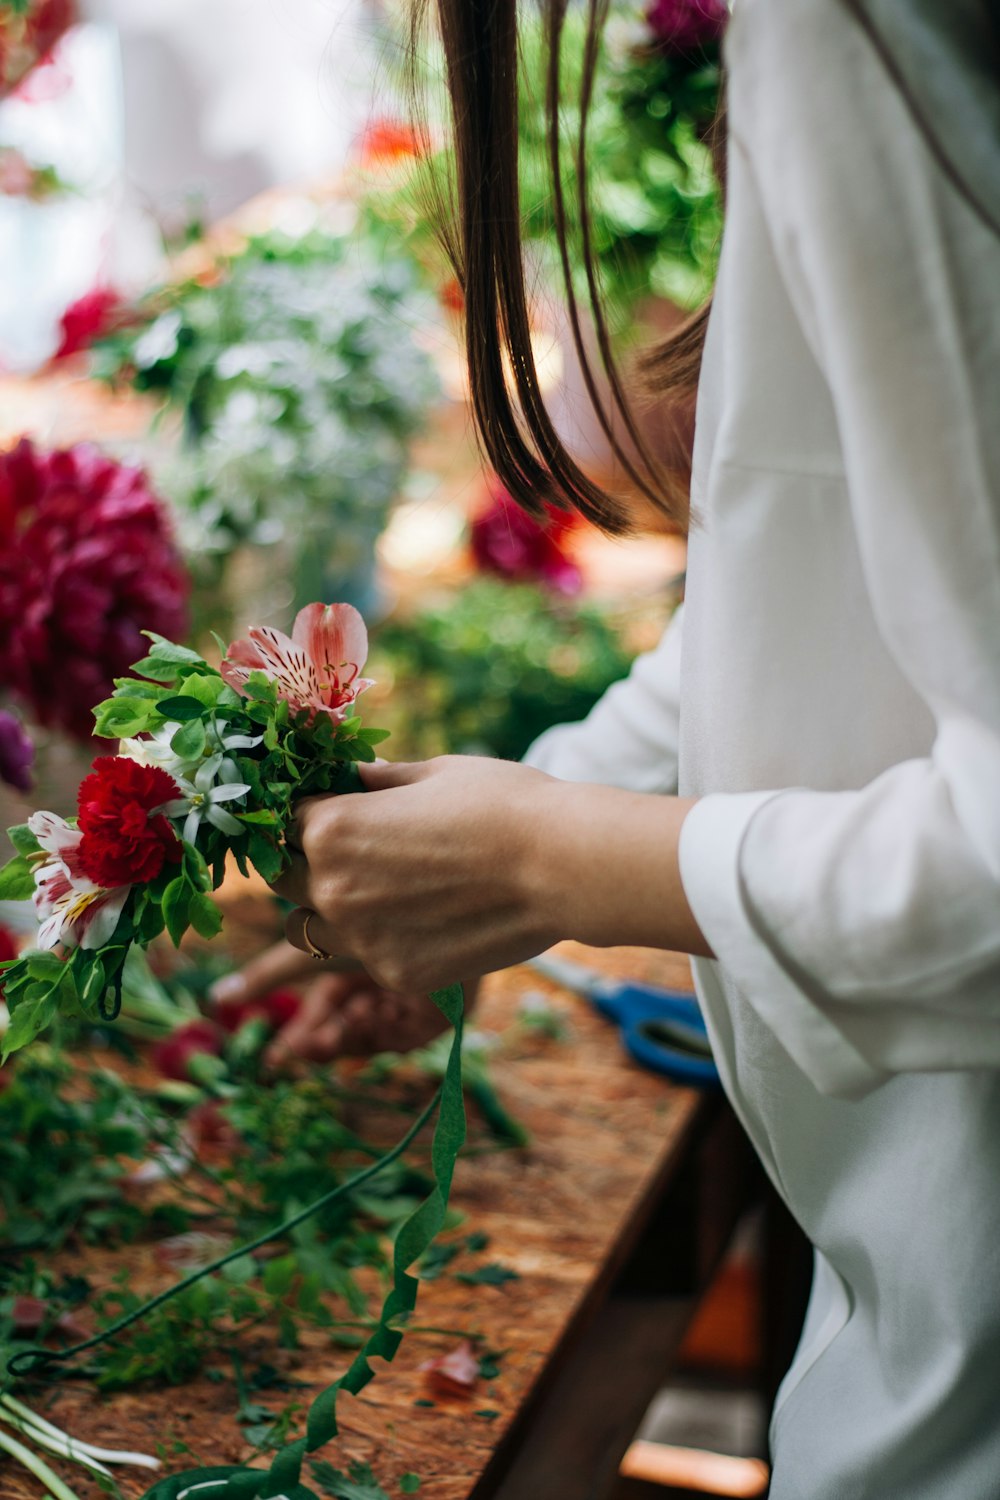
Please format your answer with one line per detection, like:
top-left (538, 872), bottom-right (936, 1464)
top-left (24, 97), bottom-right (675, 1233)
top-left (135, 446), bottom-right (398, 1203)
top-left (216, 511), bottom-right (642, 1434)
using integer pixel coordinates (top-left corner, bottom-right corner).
top-left (5, 943), bottom-right (761, 1500)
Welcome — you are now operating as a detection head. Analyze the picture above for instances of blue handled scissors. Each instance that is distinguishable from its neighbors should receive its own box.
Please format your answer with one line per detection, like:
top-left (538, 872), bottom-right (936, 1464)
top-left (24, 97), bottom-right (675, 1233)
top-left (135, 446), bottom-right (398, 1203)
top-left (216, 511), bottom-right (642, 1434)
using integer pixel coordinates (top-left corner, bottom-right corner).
top-left (528, 951), bottom-right (719, 1088)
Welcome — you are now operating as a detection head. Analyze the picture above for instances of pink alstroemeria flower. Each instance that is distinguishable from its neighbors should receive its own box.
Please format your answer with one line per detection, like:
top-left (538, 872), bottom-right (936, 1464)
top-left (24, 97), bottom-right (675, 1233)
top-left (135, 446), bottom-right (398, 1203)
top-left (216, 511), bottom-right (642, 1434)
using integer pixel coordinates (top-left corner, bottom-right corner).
top-left (221, 603), bottom-right (374, 726)
top-left (28, 810), bottom-right (130, 951)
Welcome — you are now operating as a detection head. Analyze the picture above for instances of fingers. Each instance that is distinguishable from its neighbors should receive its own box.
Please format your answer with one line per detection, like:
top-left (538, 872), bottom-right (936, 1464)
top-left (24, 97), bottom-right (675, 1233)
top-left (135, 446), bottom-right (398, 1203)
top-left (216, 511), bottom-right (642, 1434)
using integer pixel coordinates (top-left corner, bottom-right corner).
top-left (284, 905), bottom-right (362, 971)
top-left (264, 972), bottom-right (359, 1069)
top-left (209, 939), bottom-right (323, 1006)
top-left (354, 759), bottom-right (429, 792)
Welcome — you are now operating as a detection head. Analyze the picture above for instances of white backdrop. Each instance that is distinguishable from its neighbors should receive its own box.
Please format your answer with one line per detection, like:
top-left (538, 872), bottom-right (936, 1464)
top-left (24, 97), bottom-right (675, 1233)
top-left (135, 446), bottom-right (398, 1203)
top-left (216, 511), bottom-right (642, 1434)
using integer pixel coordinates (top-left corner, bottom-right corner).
top-left (0, 1), bottom-right (391, 367)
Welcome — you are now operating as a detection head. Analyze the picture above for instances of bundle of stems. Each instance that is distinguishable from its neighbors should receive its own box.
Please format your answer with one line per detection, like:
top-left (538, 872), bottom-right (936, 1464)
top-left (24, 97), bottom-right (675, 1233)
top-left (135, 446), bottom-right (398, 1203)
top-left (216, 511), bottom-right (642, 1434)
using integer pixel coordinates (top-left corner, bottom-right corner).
top-left (0, 1390), bottom-right (159, 1498)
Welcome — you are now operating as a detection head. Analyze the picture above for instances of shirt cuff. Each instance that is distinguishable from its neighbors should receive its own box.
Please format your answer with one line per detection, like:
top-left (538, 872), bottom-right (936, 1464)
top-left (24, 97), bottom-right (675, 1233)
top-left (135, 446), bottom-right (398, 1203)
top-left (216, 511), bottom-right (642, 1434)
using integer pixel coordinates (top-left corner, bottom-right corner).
top-left (679, 791), bottom-right (889, 1099)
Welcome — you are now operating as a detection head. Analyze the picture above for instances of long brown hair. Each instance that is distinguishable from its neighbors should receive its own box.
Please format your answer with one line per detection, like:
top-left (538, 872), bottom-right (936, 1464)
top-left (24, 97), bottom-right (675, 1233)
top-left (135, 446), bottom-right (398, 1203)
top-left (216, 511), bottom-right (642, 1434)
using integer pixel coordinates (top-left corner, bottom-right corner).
top-left (408, 0), bottom-right (706, 534)
top-left (412, 0), bottom-right (1000, 537)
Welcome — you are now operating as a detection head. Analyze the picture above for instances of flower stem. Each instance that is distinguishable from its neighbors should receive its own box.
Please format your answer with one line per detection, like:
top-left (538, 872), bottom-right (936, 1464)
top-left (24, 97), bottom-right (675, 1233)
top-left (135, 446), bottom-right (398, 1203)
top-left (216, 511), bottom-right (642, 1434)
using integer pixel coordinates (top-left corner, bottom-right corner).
top-left (0, 1422), bottom-right (83, 1500)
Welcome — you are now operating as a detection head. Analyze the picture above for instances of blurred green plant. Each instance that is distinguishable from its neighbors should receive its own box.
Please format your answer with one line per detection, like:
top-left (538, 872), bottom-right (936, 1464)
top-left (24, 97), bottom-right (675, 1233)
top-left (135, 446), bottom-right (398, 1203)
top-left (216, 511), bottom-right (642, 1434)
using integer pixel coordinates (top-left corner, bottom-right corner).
top-left (91, 226), bottom-right (440, 625)
top-left (365, 5), bottom-right (722, 330)
top-left (370, 578), bottom-right (636, 763)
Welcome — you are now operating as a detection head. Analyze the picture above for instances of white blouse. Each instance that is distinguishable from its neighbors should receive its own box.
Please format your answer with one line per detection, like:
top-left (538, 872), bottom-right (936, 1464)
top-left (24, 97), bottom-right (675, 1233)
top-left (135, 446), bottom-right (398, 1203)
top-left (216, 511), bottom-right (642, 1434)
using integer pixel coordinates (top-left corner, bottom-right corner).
top-left (526, 1), bottom-right (1000, 1494)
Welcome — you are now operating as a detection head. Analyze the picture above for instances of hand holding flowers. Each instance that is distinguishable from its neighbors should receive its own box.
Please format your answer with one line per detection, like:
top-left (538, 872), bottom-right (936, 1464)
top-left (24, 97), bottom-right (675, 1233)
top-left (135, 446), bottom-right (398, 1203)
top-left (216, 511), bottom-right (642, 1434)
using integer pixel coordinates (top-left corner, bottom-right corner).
top-left (0, 602), bottom-right (386, 1060)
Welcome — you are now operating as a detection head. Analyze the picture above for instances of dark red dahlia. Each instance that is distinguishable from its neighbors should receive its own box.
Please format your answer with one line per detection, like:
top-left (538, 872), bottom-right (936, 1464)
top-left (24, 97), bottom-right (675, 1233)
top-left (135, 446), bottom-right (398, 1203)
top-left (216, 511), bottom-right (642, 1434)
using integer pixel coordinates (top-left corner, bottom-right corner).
top-left (77, 756), bottom-right (182, 887)
top-left (0, 439), bottom-right (189, 740)
top-left (470, 480), bottom-right (582, 595)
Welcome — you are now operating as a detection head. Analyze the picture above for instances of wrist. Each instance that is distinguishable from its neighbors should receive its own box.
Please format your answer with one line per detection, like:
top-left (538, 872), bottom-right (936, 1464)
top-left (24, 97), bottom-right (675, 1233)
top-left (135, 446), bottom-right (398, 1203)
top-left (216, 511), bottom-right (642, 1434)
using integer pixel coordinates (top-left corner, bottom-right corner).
top-left (527, 779), bottom-right (709, 957)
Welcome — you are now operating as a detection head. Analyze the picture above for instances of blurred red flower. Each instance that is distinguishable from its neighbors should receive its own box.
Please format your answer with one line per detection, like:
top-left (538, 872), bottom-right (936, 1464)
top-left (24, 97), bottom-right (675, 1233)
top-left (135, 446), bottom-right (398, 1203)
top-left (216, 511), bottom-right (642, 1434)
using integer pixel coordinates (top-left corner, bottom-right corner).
top-left (0, 439), bottom-right (189, 740)
top-left (151, 1018), bottom-right (225, 1083)
top-left (77, 756), bottom-right (182, 887)
top-left (54, 285), bottom-right (123, 361)
top-left (0, 924), bottom-right (17, 1003)
top-left (470, 480), bottom-right (582, 595)
top-left (0, 0), bottom-right (77, 99)
top-left (646, 0), bottom-right (728, 54)
top-left (359, 118), bottom-right (423, 165)
top-left (214, 987), bottom-right (301, 1035)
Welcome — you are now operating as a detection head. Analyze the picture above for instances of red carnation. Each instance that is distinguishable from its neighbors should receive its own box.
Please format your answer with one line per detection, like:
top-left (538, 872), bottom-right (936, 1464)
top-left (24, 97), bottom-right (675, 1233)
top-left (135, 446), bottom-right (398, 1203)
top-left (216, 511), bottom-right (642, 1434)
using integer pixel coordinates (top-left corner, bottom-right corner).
top-left (0, 439), bottom-right (188, 740)
top-left (76, 756), bottom-right (182, 887)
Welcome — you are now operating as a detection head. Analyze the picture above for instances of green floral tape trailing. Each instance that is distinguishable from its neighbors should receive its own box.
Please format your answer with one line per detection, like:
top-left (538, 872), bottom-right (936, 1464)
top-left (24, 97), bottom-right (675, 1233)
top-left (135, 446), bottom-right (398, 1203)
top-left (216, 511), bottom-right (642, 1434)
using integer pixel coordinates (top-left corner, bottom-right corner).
top-left (8, 985), bottom-right (465, 1500)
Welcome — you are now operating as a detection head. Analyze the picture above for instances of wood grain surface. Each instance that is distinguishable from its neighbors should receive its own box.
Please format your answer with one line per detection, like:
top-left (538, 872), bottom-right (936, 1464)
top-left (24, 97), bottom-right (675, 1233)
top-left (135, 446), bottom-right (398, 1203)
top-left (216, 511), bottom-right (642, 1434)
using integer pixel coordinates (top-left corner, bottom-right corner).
top-left (3, 940), bottom-right (702, 1500)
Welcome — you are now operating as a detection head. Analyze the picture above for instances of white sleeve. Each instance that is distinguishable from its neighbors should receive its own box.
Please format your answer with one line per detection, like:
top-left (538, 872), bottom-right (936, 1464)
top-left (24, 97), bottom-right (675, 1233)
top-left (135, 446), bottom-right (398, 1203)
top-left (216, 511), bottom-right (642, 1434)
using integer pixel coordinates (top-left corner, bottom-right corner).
top-left (523, 606), bottom-right (683, 794)
top-left (679, 0), bottom-right (1000, 1098)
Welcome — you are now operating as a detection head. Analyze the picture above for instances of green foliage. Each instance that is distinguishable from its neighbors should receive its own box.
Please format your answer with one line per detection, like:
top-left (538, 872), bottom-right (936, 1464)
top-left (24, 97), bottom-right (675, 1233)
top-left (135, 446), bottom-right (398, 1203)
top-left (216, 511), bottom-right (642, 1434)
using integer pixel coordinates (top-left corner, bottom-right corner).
top-left (516, 10), bottom-right (722, 319)
top-left (89, 227), bottom-right (440, 620)
top-left (0, 1055), bottom-right (177, 1252)
top-left (372, 579), bottom-right (634, 763)
top-left (366, 6), bottom-right (721, 332)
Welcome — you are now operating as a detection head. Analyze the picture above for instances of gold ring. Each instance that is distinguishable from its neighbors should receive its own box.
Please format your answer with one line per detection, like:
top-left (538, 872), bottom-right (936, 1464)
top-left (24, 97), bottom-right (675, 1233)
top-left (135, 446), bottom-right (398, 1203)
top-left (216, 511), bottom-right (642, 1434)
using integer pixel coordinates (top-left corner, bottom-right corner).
top-left (302, 910), bottom-right (335, 962)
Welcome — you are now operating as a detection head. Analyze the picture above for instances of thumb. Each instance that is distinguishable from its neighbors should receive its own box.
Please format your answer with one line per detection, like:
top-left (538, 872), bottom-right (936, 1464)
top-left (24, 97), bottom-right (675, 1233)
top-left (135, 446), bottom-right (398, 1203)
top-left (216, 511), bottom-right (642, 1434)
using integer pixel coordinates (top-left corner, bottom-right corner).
top-left (356, 758), bottom-right (430, 792)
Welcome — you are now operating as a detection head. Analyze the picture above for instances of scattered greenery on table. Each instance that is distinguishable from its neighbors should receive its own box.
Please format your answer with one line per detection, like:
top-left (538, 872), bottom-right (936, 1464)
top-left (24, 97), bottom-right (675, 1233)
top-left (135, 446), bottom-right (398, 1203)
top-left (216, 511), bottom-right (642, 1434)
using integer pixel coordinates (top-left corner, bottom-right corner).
top-left (370, 579), bottom-right (635, 763)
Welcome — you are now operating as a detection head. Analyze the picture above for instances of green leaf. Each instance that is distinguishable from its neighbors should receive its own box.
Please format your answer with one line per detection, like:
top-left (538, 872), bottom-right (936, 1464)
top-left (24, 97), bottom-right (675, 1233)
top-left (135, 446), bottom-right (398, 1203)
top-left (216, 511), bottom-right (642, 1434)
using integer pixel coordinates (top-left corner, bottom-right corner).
top-left (162, 878), bottom-right (191, 948)
top-left (236, 810), bottom-right (281, 826)
top-left (455, 1263), bottom-right (520, 1287)
top-left (171, 718), bottom-right (207, 760)
top-left (157, 696), bottom-right (208, 722)
top-left (0, 855), bottom-right (36, 900)
top-left (93, 697), bottom-right (156, 739)
top-left (7, 824), bottom-right (41, 857)
top-left (310, 1459), bottom-right (390, 1500)
top-left (188, 892), bottom-right (223, 941)
top-left (400, 1476), bottom-right (421, 1494)
top-left (80, 952), bottom-right (109, 1007)
top-left (130, 655), bottom-right (185, 684)
top-left (136, 896), bottom-right (166, 944)
top-left (263, 1256), bottom-right (297, 1299)
top-left (357, 728), bottom-right (391, 747)
top-left (24, 952), bottom-right (65, 983)
top-left (247, 829), bottom-right (285, 885)
top-left (140, 632), bottom-right (206, 666)
top-left (1, 989), bottom-right (59, 1060)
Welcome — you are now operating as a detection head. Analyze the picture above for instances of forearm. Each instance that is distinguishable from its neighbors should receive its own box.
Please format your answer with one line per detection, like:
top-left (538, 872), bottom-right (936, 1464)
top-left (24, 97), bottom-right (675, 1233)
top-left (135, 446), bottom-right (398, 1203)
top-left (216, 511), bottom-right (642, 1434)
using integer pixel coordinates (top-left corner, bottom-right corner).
top-left (532, 781), bottom-right (713, 959)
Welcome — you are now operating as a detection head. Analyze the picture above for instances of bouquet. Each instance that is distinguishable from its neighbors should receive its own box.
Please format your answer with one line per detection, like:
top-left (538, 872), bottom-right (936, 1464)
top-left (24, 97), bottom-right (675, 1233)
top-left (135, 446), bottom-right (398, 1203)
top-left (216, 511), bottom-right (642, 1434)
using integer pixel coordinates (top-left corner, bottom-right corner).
top-left (1, 602), bottom-right (466, 1500)
top-left (0, 601), bottom-right (388, 1059)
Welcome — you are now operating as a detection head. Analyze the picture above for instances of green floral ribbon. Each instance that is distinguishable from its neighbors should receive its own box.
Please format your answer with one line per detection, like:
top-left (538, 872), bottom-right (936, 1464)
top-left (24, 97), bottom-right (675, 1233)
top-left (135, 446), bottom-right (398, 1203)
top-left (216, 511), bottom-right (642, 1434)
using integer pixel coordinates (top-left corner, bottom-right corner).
top-left (8, 984), bottom-right (465, 1500)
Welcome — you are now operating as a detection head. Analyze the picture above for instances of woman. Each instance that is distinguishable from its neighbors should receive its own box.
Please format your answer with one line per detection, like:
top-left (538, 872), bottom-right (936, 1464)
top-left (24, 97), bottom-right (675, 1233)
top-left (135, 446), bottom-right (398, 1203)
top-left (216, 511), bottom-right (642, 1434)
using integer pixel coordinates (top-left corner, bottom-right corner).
top-left (214, 2), bottom-right (1000, 1494)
